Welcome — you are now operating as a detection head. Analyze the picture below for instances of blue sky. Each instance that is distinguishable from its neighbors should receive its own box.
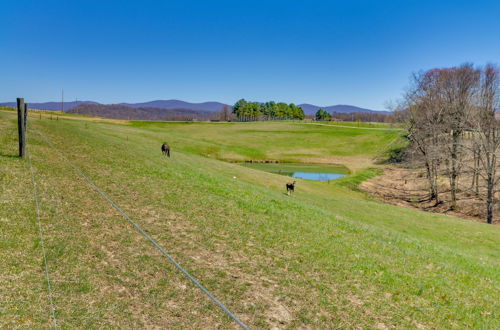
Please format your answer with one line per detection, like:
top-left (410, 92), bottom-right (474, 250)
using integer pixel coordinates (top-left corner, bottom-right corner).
top-left (1, 0), bottom-right (499, 109)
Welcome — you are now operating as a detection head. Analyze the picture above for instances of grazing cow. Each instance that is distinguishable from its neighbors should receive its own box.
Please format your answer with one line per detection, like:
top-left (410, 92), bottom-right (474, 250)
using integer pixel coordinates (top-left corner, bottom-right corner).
top-left (161, 142), bottom-right (170, 157)
top-left (286, 181), bottom-right (296, 195)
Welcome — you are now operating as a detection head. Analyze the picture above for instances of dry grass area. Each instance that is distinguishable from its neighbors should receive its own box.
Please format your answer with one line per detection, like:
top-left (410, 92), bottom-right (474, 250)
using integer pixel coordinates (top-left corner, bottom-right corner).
top-left (361, 166), bottom-right (499, 224)
top-left (0, 108), bottom-right (130, 125)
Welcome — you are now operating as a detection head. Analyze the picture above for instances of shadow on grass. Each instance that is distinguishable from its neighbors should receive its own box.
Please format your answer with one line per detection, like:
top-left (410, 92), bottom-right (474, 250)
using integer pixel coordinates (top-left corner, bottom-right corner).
top-left (0, 152), bottom-right (20, 159)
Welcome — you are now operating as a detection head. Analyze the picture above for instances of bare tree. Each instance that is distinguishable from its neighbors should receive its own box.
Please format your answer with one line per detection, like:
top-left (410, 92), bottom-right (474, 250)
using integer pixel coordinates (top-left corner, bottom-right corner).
top-left (474, 64), bottom-right (500, 223)
top-left (222, 105), bottom-right (230, 121)
top-left (438, 65), bottom-right (480, 209)
top-left (470, 137), bottom-right (481, 196)
top-left (405, 70), bottom-right (447, 204)
top-left (403, 63), bottom-right (499, 222)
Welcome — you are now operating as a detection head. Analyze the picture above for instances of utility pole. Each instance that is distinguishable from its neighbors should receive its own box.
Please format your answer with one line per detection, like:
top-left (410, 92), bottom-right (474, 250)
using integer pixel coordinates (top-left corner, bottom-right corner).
top-left (61, 89), bottom-right (64, 112)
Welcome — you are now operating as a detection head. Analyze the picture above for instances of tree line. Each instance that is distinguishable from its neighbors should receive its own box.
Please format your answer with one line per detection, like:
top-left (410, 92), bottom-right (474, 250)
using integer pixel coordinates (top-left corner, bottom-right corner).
top-left (232, 99), bottom-right (305, 120)
top-left (330, 111), bottom-right (399, 123)
top-left (315, 109), bottom-right (398, 123)
top-left (68, 104), bottom-right (214, 121)
top-left (402, 63), bottom-right (499, 224)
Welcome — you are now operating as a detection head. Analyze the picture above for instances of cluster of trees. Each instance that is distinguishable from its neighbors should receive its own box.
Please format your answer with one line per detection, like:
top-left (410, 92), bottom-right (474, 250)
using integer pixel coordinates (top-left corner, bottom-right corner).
top-left (315, 109), bottom-right (332, 120)
top-left (314, 110), bottom-right (398, 123)
top-left (233, 99), bottom-right (305, 120)
top-left (404, 63), bottom-right (499, 223)
top-left (331, 111), bottom-right (399, 123)
top-left (209, 105), bottom-right (237, 121)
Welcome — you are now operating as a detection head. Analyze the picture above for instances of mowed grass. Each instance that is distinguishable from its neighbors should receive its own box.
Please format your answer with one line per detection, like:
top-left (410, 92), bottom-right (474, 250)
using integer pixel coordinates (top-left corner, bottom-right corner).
top-left (0, 110), bottom-right (499, 328)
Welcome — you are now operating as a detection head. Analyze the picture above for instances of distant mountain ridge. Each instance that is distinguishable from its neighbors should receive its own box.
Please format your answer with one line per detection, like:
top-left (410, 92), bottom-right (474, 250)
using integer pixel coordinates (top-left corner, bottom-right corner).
top-left (119, 100), bottom-right (228, 112)
top-left (0, 101), bottom-right (98, 111)
top-left (68, 104), bottom-right (213, 121)
top-left (0, 99), bottom-right (389, 114)
top-left (298, 104), bottom-right (389, 115)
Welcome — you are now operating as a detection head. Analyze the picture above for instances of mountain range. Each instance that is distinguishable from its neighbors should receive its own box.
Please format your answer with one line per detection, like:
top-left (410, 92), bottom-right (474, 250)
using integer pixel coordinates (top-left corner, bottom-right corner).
top-left (297, 104), bottom-right (389, 115)
top-left (119, 100), bottom-right (228, 112)
top-left (0, 101), bottom-right (99, 111)
top-left (67, 104), bottom-right (213, 121)
top-left (0, 99), bottom-right (389, 115)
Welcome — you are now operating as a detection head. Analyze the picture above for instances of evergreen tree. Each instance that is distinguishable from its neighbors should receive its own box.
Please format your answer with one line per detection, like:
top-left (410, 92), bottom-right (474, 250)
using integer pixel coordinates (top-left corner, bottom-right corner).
top-left (315, 108), bottom-right (331, 121)
top-left (232, 99), bottom-right (305, 121)
top-left (233, 99), bottom-right (248, 119)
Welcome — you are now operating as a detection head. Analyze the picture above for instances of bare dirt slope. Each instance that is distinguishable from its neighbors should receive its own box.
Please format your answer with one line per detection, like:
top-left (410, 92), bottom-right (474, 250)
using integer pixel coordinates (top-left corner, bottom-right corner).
top-left (361, 166), bottom-right (499, 224)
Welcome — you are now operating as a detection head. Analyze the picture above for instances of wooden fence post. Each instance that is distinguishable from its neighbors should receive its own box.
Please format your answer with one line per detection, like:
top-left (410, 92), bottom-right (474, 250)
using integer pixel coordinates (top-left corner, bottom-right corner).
top-left (24, 103), bottom-right (28, 132)
top-left (17, 98), bottom-right (26, 158)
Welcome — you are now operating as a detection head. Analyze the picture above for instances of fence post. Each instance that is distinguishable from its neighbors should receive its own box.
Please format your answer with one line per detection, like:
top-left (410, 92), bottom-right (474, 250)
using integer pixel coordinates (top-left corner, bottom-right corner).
top-left (24, 103), bottom-right (28, 132)
top-left (17, 98), bottom-right (26, 158)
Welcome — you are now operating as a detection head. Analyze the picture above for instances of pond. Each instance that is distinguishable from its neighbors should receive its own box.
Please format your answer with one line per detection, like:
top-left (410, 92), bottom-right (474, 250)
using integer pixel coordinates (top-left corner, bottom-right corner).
top-left (239, 163), bottom-right (349, 181)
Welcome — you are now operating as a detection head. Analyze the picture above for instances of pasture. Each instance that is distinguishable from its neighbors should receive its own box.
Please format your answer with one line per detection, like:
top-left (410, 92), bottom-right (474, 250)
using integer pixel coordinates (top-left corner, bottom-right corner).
top-left (0, 109), bottom-right (499, 328)
top-left (130, 120), bottom-right (403, 171)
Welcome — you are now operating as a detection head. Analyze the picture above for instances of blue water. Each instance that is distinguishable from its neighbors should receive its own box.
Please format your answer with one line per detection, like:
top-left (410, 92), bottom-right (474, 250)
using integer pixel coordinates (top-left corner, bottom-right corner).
top-left (292, 172), bottom-right (346, 181)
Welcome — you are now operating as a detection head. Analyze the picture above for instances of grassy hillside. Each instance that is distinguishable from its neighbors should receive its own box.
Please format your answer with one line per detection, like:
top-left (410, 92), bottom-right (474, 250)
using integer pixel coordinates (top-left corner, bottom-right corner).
top-left (0, 110), bottom-right (498, 328)
top-left (130, 120), bottom-right (404, 171)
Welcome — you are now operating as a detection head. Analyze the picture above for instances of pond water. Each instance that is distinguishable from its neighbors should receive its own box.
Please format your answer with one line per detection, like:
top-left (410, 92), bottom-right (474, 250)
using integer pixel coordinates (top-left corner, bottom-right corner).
top-left (239, 163), bottom-right (349, 181)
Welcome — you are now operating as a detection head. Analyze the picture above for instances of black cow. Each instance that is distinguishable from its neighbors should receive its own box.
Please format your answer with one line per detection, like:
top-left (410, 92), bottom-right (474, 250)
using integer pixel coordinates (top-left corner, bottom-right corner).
top-left (286, 181), bottom-right (296, 195)
top-left (161, 142), bottom-right (170, 157)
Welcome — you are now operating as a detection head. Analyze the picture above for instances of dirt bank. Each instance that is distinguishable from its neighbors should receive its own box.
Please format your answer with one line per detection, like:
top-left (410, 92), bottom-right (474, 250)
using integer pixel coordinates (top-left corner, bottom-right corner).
top-left (361, 166), bottom-right (499, 224)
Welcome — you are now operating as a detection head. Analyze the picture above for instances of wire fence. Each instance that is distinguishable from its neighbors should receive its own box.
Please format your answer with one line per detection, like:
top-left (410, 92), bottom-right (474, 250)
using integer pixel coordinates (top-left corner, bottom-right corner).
top-left (28, 152), bottom-right (58, 329)
top-left (32, 128), bottom-right (249, 329)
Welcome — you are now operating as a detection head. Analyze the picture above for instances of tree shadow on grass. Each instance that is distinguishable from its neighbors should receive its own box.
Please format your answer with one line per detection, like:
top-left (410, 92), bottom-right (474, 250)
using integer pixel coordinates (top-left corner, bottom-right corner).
top-left (0, 151), bottom-right (20, 159)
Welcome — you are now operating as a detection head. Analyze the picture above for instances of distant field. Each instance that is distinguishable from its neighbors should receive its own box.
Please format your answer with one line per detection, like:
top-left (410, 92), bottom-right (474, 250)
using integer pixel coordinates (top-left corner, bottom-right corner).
top-left (130, 120), bottom-right (405, 171)
top-left (1, 111), bottom-right (498, 328)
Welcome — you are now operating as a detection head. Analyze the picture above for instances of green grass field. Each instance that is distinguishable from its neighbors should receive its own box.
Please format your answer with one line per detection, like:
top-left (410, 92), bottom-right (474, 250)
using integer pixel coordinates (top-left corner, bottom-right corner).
top-left (129, 120), bottom-right (404, 171)
top-left (1, 109), bottom-right (499, 328)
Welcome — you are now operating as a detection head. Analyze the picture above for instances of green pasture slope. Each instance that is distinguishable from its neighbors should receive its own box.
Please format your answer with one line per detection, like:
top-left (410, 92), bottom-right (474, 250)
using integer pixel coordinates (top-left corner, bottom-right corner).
top-left (130, 120), bottom-right (404, 171)
top-left (0, 110), bottom-right (498, 328)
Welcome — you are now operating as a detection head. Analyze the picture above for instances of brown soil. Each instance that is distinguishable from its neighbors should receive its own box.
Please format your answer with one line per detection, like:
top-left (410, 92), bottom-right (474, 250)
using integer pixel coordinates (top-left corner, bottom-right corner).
top-left (361, 166), bottom-right (499, 224)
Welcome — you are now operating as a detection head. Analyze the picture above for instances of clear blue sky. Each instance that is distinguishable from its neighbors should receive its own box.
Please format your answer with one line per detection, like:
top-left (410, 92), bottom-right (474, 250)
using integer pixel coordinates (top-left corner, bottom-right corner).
top-left (1, 0), bottom-right (499, 109)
